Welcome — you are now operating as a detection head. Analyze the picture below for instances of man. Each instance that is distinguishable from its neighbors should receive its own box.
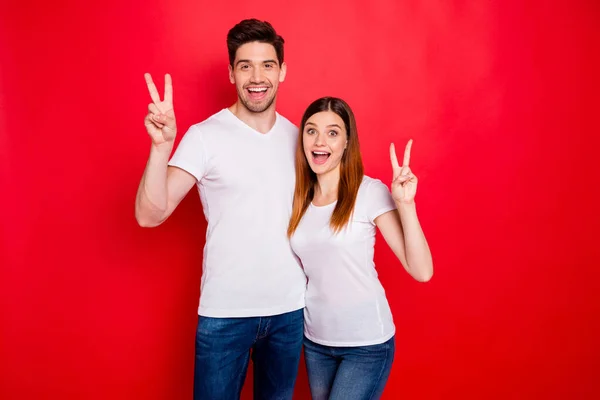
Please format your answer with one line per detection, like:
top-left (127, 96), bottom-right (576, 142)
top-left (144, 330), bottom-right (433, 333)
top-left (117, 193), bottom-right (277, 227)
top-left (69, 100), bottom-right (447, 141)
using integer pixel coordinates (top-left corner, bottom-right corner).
top-left (135, 19), bottom-right (306, 400)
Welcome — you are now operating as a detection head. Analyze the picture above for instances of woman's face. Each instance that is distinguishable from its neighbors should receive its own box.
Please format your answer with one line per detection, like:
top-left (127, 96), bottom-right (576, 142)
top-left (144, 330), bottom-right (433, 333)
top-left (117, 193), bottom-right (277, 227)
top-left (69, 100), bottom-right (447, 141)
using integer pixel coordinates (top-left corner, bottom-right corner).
top-left (302, 111), bottom-right (348, 176)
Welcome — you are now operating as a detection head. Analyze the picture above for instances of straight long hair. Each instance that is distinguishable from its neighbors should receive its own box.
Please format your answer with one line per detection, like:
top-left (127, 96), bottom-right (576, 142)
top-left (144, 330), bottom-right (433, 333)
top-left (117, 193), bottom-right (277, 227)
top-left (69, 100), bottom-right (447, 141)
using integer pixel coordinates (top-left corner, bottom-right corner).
top-left (287, 97), bottom-right (364, 237)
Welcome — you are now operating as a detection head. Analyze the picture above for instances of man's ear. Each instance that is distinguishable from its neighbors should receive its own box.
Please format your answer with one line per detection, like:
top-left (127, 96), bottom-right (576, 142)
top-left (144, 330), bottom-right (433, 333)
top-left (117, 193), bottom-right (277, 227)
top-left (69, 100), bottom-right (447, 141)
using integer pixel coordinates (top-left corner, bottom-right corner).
top-left (228, 64), bottom-right (235, 84)
top-left (279, 62), bottom-right (287, 83)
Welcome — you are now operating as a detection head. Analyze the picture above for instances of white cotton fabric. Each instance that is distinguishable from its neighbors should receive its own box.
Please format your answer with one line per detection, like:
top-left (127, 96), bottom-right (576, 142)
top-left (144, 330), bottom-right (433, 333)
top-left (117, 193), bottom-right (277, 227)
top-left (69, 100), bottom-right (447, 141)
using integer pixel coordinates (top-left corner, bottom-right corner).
top-left (290, 176), bottom-right (398, 346)
top-left (168, 109), bottom-right (306, 317)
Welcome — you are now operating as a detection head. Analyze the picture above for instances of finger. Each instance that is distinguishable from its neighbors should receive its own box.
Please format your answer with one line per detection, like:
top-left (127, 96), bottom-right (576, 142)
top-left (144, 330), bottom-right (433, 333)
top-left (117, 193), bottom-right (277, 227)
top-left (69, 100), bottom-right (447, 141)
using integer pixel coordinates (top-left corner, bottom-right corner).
top-left (152, 114), bottom-right (169, 128)
top-left (395, 175), bottom-right (418, 188)
top-left (390, 143), bottom-right (400, 170)
top-left (145, 113), bottom-right (164, 129)
top-left (162, 124), bottom-right (177, 139)
top-left (158, 113), bottom-right (176, 129)
top-left (164, 73), bottom-right (173, 104)
top-left (400, 166), bottom-right (412, 176)
top-left (146, 127), bottom-right (166, 144)
top-left (152, 118), bottom-right (165, 129)
top-left (395, 175), bottom-right (411, 184)
top-left (403, 139), bottom-right (413, 167)
top-left (148, 103), bottom-right (161, 115)
top-left (148, 103), bottom-right (165, 127)
top-left (144, 73), bottom-right (161, 104)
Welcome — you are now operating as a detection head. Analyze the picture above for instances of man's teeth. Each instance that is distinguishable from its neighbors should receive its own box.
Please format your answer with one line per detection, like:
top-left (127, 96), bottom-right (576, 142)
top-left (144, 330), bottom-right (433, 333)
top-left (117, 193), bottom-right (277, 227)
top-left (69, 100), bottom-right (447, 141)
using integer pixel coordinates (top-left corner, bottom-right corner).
top-left (248, 87), bottom-right (267, 92)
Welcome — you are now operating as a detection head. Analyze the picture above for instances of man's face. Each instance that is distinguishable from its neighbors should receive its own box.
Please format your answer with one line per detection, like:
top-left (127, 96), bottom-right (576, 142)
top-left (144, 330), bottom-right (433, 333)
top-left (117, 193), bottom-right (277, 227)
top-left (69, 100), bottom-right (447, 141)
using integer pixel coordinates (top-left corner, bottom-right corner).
top-left (229, 41), bottom-right (287, 113)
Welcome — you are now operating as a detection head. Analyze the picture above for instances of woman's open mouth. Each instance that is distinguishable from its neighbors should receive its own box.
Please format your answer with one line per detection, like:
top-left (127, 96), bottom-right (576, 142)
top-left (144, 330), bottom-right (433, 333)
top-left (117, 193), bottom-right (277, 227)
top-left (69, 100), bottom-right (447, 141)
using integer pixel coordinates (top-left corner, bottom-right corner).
top-left (312, 151), bottom-right (331, 165)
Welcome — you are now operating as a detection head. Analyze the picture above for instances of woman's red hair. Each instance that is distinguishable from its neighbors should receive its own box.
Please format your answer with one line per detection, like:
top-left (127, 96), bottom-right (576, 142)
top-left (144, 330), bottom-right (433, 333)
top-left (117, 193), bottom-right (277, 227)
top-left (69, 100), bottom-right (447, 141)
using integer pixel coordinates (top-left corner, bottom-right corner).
top-left (287, 97), bottom-right (364, 237)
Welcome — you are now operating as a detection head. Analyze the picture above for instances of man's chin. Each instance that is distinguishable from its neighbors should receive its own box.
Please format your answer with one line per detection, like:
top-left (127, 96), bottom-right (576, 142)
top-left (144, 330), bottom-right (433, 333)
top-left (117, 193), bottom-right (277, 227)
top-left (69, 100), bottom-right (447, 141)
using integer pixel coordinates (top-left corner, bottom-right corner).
top-left (241, 97), bottom-right (275, 114)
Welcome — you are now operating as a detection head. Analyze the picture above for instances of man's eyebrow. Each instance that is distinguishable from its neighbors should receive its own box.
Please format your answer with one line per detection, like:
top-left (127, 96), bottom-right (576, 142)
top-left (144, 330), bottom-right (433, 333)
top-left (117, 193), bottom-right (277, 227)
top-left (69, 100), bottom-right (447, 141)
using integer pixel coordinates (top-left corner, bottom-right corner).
top-left (235, 59), bottom-right (279, 66)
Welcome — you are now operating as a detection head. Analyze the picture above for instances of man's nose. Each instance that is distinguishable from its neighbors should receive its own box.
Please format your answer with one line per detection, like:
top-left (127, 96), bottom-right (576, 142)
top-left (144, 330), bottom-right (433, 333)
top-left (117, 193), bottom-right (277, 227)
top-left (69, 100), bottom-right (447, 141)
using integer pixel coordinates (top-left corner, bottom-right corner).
top-left (250, 67), bottom-right (262, 82)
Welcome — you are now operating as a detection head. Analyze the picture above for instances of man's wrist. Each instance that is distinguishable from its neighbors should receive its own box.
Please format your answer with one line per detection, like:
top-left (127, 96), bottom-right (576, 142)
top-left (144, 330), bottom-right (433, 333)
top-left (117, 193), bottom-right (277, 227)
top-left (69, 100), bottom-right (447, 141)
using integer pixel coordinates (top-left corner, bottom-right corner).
top-left (150, 141), bottom-right (174, 158)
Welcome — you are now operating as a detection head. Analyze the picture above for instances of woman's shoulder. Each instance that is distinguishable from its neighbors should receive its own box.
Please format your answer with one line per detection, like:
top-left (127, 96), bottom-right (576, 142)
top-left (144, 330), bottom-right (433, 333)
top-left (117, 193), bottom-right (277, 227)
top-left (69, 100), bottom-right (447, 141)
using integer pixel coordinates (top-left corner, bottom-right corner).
top-left (355, 176), bottom-right (391, 209)
top-left (359, 175), bottom-right (389, 193)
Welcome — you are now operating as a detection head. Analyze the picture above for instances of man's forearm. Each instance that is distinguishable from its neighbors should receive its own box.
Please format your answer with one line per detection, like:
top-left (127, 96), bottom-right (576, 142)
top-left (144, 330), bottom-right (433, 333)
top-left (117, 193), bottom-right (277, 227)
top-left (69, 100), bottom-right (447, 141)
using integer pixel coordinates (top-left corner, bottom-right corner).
top-left (135, 143), bottom-right (173, 226)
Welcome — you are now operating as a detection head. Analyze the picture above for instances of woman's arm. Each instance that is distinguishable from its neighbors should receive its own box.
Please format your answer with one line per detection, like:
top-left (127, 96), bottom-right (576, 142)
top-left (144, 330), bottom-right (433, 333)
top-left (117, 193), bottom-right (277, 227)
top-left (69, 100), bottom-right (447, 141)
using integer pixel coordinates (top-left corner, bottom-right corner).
top-left (375, 140), bottom-right (433, 282)
top-left (375, 203), bottom-right (433, 282)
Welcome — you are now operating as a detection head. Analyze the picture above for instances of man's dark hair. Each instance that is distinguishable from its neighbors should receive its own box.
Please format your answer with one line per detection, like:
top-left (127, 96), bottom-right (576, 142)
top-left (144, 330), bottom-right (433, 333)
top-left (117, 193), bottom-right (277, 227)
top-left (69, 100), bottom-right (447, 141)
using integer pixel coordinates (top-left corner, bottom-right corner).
top-left (227, 19), bottom-right (284, 66)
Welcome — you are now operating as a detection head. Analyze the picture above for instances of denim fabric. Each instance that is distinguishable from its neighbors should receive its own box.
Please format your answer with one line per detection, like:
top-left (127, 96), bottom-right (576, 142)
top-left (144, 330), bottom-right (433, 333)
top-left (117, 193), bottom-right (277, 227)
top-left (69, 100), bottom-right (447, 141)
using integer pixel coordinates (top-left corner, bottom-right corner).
top-left (303, 336), bottom-right (395, 400)
top-left (193, 309), bottom-right (304, 400)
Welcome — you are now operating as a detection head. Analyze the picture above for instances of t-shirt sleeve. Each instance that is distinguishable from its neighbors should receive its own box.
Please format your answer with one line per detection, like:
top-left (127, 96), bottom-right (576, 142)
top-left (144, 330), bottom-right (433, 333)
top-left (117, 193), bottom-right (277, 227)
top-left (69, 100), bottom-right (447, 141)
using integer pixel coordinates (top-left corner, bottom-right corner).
top-left (366, 179), bottom-right (398, 224)
top-left (167, 125), bottom-right (208, 182)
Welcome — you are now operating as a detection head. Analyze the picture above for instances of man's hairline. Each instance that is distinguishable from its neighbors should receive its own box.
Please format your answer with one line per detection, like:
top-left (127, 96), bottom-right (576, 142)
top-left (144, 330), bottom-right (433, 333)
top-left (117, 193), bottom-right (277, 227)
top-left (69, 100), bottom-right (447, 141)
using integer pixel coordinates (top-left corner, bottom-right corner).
top-left (229, 40), bottom-right (283, 68)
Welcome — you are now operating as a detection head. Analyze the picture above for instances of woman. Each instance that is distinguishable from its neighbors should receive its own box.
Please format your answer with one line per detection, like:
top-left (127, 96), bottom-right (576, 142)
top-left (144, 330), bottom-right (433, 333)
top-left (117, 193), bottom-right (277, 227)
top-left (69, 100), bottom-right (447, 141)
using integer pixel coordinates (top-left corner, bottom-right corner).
top-left (288, 97), bottom-right (433, 400)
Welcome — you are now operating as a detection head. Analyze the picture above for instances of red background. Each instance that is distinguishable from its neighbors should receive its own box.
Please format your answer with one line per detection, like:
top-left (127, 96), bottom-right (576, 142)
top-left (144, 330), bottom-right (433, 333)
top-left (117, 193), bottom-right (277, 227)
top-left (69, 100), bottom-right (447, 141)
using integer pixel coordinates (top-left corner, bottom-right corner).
top-left (1, 0), bottom-right (599, 399)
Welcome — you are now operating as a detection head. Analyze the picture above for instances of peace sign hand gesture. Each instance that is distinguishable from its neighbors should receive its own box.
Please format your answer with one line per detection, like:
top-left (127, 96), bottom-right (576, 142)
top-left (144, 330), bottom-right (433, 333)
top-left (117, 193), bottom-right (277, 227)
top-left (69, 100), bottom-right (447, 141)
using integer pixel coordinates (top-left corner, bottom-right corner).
top-left (144, 73), bottom-right (177, 145)
top-left (390, 139), bottom-right (418, 204)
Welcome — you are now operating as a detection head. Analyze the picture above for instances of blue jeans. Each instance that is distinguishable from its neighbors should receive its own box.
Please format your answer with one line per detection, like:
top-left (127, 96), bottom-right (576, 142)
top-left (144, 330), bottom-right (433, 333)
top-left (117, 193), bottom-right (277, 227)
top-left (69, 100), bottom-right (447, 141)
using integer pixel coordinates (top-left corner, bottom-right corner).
top-left (303, 336), bottom-right (395, 400)
top-left (193, 309), bottom-right (304, 400)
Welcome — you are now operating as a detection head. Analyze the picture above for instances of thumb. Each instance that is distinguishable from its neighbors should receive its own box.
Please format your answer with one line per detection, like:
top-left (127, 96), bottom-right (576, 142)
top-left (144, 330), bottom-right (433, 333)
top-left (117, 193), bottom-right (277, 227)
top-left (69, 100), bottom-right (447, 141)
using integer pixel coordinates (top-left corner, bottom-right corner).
top-left (153, 113), bottom-right (176, 128)
top-left (395, 175), bottom-right (411, 184)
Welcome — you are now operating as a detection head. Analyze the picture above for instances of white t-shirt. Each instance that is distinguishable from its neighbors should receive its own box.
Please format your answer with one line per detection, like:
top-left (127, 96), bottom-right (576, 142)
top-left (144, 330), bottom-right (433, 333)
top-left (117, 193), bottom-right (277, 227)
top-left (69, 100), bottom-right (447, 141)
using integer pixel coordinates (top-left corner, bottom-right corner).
top-left (168, 108), bottom-right (307, 318)
top-left (290, 176), bottom-right (397, 346)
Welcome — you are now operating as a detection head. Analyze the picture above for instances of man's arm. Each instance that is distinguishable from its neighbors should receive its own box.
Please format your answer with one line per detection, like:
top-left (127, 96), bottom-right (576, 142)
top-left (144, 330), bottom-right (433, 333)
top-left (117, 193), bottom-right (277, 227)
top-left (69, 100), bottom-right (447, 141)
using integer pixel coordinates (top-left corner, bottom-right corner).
top-left (135, 144), bottom-right (196, 227)
top-left (135, 73), bottom-right (196, 227)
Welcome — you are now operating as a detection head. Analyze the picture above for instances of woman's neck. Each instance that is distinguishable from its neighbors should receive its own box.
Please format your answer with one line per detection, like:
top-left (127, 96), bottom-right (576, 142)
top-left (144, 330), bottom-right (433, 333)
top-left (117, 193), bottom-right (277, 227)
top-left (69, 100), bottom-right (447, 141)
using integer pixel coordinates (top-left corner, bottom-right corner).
top-left (313, 168), bottom-right (340, 205)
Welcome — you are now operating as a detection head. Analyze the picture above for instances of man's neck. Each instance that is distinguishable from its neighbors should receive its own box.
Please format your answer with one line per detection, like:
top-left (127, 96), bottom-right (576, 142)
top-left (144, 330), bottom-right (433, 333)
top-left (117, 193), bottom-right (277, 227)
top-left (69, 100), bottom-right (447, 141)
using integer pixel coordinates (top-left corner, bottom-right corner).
top-left (228, 101), bottom-right (277, 134)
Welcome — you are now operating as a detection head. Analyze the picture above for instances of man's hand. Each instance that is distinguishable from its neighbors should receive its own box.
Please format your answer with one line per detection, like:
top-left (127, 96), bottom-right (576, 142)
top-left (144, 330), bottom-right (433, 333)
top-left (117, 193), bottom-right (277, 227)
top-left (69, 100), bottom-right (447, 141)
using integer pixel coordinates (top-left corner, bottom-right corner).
top-left (144, 73), bottom-right (177, 145)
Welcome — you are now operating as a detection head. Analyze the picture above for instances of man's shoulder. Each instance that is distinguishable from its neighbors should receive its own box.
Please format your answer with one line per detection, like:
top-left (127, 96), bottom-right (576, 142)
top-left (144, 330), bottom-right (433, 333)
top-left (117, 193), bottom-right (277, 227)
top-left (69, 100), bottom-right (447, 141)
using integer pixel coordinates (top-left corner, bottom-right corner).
top-left (185, 109), bottom-right (298, 139)
top-left (276, 113), bottom-right (299, 133)
top-left (182, 109), bottom-right (237, 146)
top-left (188, 108), bottom-right (229, 132)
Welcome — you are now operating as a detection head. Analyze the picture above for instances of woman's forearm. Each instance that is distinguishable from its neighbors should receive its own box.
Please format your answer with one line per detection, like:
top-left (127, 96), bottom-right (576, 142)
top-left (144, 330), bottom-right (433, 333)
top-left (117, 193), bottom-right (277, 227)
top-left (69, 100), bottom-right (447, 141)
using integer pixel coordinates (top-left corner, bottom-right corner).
top-left (396, 201), bottom-right (433, 282)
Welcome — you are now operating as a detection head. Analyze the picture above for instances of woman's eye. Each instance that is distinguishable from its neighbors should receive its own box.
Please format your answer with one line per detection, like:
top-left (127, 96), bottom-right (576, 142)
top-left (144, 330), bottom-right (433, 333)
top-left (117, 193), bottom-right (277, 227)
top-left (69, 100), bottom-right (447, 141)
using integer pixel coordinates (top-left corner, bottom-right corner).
top-left (329, 131), bottom-right (338, 136)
